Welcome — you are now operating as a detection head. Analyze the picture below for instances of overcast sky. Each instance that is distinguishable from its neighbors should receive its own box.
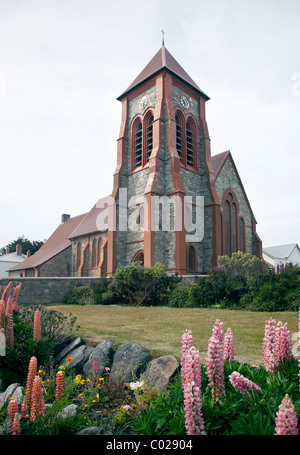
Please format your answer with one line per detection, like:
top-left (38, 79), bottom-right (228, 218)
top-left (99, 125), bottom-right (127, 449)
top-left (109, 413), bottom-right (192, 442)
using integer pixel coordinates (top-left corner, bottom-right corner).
top-left (0, 0), bottom-right (299, 252)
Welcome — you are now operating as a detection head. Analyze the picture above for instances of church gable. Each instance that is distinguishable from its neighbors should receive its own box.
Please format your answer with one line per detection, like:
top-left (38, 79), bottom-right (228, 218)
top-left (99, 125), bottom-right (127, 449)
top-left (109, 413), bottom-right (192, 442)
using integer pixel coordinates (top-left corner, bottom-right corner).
top-left (213, 151), bottom-right (261, 257)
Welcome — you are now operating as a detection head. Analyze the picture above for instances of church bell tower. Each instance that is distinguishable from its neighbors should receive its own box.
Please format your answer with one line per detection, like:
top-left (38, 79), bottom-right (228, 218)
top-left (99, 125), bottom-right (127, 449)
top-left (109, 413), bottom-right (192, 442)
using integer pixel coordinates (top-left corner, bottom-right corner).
top-left (106, 44), bottom-right (222, 276)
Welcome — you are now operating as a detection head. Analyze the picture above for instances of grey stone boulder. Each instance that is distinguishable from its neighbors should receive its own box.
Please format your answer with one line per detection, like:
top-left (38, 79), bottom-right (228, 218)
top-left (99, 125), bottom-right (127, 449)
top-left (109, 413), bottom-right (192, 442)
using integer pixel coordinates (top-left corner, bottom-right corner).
top-left (110, 343), bottom-right (150, 383)
top-left (142, 355), bottom-right (179, 392)
top-left (53, 335), bottom-right (72, 357)
top-left (58, 404), bottom-right (78, 420)
top-left (54, 336), bottom-right (84, 365)
top-left (77, 426), bottom-right (113, 435)
top-left (0, 383), bottom-right (24, 410)
top-left (83, 339), bottom-right (114, 377)
top-left (59, 345), bottom-right (94, 373)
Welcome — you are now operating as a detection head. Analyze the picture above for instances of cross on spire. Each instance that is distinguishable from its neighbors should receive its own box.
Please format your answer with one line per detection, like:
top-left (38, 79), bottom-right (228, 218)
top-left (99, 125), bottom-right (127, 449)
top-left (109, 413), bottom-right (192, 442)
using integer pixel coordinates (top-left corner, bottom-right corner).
top-left (161, 29), bottom-right (165, 46)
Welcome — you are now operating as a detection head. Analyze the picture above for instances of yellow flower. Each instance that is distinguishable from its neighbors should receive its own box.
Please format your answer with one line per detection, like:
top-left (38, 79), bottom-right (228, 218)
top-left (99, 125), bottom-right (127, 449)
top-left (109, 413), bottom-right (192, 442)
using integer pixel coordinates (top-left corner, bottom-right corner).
top-left (84, 404), bottom-right (88, 408)
top-left (99, 378), bottom-right (104, 381)
top-left (59, 366), bottom-right (65, 371)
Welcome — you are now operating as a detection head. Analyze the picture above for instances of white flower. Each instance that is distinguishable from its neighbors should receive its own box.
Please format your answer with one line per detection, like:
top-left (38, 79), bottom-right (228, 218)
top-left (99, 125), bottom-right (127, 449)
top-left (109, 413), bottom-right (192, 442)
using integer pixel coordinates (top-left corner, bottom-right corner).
top-left (129, 380), bottom-right (144, 391)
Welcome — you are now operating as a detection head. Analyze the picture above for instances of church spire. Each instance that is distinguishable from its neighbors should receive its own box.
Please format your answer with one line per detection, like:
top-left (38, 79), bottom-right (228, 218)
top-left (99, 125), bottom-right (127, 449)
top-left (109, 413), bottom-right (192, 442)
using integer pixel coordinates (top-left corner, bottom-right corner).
top-left (161, 29), bottom-right (165, 46)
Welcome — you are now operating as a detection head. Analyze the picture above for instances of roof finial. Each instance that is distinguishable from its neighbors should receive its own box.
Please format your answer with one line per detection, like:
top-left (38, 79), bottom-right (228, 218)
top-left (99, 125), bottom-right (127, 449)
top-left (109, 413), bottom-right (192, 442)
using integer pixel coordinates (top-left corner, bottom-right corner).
top-left (161, 29), bottom-right (165, 46)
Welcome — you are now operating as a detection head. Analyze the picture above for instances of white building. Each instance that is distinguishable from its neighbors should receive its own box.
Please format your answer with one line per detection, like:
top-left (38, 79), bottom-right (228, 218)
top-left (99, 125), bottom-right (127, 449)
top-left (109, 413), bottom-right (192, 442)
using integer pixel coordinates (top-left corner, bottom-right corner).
top-left (0, 245), bottom-right (27, 277)
top-left (263, 243), bottom-right (300, 270)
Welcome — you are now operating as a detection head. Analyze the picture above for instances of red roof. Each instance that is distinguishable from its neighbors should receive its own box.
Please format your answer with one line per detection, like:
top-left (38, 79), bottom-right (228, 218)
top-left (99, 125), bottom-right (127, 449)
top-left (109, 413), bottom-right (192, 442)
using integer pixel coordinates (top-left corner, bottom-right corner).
top-left (117, 45), bottom-right (210, 100)
top-left (211, 151), bottom-right (230, 179)
top-left (9, 213), bottom-right (86, 271)
top-left (68, 197), bottom-right (108, 239)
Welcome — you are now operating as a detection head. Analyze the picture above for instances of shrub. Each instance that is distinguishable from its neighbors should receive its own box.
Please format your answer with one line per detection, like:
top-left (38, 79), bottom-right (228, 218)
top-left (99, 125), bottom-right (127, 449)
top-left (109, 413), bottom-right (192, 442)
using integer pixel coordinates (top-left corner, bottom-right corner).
top-left (102, 262), bottom-right (168, 306)
top-left (0, 313), bottom-right (53, 385)
top-left (167, 281), bottom-right (197, 308)
top-left (62, 286), bottom-right (93, 305)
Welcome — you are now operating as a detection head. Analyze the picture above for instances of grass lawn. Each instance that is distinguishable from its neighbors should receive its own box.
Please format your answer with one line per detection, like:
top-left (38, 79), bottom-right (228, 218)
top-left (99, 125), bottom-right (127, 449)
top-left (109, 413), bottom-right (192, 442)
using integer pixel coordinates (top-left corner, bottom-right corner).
top-left (49, 304), bottom-right (299, 367)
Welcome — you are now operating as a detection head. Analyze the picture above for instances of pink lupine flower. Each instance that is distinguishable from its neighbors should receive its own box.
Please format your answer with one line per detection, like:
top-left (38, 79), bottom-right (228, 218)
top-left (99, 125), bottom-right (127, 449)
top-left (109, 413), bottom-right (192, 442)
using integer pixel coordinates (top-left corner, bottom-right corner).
top-left (30, 375), bottom-right (45, 422)
top-left (262, 318), bottom-right (277, 372)
top-left (8, 399), bottom-right (19, 432)
top-left (181, 329), bottom-right (193, 381)
top-left (298, 308), bottom-right (300, 389)
top-left (229, 371), bottom-right (262, 397)
top-left (183, 346), bottom-right (205, 435)
top-left (205, 319), bottom-right (225, 403)
top-left (275, 394), bottom-right (298, 435)
top-left (275, 321), bottom-right (293, 363)
top-left (55, 370), bottom-right (65, 400)
top-left (223, 328), bottom-right (234, 361)
top-left (33, 309), bottom-right (41, 342)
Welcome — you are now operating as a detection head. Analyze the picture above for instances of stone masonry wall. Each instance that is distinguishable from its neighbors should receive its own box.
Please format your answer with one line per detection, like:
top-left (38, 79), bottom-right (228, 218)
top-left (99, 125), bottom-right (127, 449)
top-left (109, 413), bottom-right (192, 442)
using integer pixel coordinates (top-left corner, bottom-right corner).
top-left (0, 277), bottom-right (102, 305)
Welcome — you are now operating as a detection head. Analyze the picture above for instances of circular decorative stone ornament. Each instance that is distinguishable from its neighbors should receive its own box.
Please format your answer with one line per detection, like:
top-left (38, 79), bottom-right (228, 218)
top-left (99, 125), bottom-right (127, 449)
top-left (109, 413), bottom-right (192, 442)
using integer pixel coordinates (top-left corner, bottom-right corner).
top-left (138, 95), bottom-right (149, 111)
top-left (180, 94), bottom-right (190, 110)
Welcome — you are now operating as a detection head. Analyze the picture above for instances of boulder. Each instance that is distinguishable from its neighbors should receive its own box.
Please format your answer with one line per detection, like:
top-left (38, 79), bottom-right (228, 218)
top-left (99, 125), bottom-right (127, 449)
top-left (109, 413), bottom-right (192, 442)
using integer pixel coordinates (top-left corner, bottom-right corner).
top-left (83, 339), bottom-right (114, 377)
top-left (142, 355), bottom-right (179, 392)
top-left (58, 404), bottom-right (78, 420)
top-left (0, 383), bottom-right (24, 410)
top-left (110, 343), bottom-right (150, 383)
top-left (59, 345), bottom-right (94, 373)
top-left (77, 426), bottom-right (113, 435)
top-left (53, 335), bottom-right (72, 357)
top-left (54, 336), bottom-right (84, 365)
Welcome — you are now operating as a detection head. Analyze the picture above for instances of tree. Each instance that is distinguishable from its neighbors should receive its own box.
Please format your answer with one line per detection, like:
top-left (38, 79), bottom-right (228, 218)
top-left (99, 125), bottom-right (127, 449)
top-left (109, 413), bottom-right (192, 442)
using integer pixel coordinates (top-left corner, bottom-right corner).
top-left (0, 236), bottom-right (45, 256)
top-left (217, 251), bottom-right (266, 282)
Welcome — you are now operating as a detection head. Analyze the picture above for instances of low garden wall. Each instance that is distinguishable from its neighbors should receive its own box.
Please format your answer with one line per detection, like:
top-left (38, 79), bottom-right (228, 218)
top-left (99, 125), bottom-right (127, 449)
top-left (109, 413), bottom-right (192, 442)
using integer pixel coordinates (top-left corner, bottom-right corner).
top-left (0, 277), bottom-right (101, 305)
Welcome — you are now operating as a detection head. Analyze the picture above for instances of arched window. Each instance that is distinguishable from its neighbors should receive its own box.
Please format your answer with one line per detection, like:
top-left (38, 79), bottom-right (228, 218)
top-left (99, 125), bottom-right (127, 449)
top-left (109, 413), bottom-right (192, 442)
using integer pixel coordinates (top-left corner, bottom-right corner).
top-left (131, 250), bottom-right (144, 266)
top-left (240, 218), bottom-right (245, 252)
top-left (232, 203), bottom-right (237, 253)
top-left (187, 245), bottom-right (196, 272)
top-left (91, 239), bottom-right (97, 268)
top-left (135, 121), bottom-right (142, 167)
top-left (146, 115), bottom-right (153, 162)
top-left (224, 201), bottom-right (231, 256)
top-left (97, 237), bottom-right (102, 265)
top-left (76, 242), bottom-right (82, 269)
top-left (175, 113), bottom-right (183, 162)
top-left (186, 120), bottom-right (194, 166)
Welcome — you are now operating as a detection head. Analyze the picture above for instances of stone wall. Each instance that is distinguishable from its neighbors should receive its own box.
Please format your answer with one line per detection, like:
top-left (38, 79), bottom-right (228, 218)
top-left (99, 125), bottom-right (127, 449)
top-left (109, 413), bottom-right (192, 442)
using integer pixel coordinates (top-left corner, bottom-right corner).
top-left (0, 277), bottom-right (102, 306)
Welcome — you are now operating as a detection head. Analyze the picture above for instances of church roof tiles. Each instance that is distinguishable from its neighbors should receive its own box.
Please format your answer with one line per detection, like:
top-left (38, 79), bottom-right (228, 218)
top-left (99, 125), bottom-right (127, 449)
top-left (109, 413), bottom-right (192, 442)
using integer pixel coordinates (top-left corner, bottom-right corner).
top-left (117, 45), bottom-right (210, 100)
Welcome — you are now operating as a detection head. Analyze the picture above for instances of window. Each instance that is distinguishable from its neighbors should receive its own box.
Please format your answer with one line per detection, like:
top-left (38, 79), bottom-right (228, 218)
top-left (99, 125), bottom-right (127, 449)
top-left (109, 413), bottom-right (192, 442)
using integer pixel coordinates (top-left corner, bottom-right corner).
top-left (135, 121), bottom-right (142, 167)
top-left (146, 115), bottom-right (153, 162)
top-left (240, 218), bottom-right (245, 252)
top-left (232, 203), bottom-right (237, 253)
top-left (76, 242), bottom-right (82, 269)
top-left (91, 239), bottom-right (97, 268)
top-left (187, 246), bottom-right (196, 271)
top-left (98, 237), bottom-right (102, 265)
top-left (175, 114), bottom-right (183, 161)
top-left (186, 121), bottom-right (193, 166)
top-left (224, 201), bottom-right (231, 257)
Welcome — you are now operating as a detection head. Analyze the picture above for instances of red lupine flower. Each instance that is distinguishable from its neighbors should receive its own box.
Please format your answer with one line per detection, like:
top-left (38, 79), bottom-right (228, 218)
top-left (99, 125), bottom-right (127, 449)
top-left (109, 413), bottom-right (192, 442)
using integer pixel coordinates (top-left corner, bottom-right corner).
top-left (33, 309), bottom-right (41, 342)
top-left (25, 357), bottom-right (37, 412)
top-left (55, 370), bottom-right (65, 400)
top-left (8, 399), bottom-right (19, 432)
top-left (0, 300), bottom-right (5, 329)
top-left (5, 313), bottom-right (14, 351)
top-left (1, 282), bottom-right (12, 304)
top-left (11, 412), bottom-right (21, 435)
top-left (30, 375), bottom-right (45, 422)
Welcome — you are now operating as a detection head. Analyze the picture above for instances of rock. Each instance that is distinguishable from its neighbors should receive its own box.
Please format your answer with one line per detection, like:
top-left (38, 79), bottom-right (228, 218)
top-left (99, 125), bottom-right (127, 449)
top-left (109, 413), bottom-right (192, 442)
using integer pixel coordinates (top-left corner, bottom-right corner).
top-left (54, 336), bottom-right (84, 365)
top-left (53, 335), bottom-right (72, 357)
top-left (110, 343), bottom-right (150, 383)
top-left (59, 345), bottom-right (94, 373)
top-left (76, 426), bottom-right (113, 435)
top-left (0, 383), bottom-right (24, 410)
top-left (142, 355), bottom-right (179, 392)
top-left (83, 339), bottom-right (114, 377)
top-left (58, 403), bottom-right (78, 420)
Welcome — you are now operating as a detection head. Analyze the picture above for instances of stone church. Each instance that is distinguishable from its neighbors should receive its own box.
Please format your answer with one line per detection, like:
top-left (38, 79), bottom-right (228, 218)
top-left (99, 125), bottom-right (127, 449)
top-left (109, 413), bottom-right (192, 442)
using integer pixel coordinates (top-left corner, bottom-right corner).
top-left (9, 44), bottom-right (262, 278)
